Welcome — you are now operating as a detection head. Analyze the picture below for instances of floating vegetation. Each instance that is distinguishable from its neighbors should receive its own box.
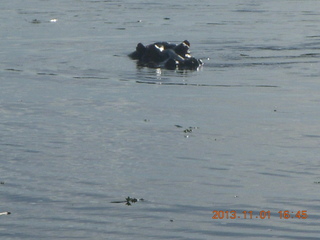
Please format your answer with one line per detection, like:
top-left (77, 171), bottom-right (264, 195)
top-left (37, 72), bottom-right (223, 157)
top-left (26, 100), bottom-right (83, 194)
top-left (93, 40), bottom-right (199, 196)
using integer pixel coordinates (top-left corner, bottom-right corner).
top-left (111, 196), bottom-right (144, 206)
top-left (183, 127), bottom-right (197, 133)
top-left (31, 19), bottom-right (41, 24)
top-left (175, 125), bottom-right (199, 134)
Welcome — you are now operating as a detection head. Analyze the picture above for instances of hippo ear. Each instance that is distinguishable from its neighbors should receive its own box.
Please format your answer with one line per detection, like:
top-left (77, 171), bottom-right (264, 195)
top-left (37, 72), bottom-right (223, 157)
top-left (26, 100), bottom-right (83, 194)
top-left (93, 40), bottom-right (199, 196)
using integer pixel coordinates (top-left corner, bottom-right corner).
top-left (136, 43), bottom-right (146, 53)
top-left (174, 41), bottom-right (190, 57)
top-left (183, 40), bottom-right (190, 47)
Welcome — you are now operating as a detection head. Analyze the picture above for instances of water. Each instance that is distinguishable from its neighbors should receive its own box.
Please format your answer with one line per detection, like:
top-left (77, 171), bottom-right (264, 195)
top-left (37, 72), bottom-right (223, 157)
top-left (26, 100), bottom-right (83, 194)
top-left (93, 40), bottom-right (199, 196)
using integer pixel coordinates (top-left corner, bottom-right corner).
top-left (1, 0), bottom-right (320, 239)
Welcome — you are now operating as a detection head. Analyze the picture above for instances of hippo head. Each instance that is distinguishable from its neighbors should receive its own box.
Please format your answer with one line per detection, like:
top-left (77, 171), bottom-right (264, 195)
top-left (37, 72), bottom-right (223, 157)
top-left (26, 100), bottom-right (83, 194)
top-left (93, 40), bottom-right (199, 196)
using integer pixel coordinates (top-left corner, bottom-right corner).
top-left (174, 40), bottom-right (191, 57)
top-left (178, 57), bottom-right (203, 70)
top-left (165, 58), bottom-right (178, 70)
top-left (141, 44), bottom-right (167, 63)
top-left (129, 40), bottom-right (202, 70)
top-left (128, 43), bottom-right (146, 60)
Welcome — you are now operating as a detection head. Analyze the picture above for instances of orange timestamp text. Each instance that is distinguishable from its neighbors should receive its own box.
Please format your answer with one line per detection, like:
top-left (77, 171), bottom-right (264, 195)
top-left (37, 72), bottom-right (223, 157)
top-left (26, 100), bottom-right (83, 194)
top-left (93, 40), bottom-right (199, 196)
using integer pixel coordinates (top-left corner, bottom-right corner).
top-left (212, 210), bottom-right (308, 219)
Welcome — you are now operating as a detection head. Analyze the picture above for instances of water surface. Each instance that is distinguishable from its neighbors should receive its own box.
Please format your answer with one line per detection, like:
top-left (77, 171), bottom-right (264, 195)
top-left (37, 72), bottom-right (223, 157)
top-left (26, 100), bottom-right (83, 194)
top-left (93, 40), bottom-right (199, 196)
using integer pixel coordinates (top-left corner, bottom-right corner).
top-left (1, 0), bottom-right (320, 239)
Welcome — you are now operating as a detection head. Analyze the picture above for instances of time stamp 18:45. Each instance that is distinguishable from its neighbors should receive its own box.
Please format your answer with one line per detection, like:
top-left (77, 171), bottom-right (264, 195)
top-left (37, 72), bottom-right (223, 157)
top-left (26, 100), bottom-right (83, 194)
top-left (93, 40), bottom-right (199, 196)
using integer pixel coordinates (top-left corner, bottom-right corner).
top-left (212, 210), bottom-right (308, 219)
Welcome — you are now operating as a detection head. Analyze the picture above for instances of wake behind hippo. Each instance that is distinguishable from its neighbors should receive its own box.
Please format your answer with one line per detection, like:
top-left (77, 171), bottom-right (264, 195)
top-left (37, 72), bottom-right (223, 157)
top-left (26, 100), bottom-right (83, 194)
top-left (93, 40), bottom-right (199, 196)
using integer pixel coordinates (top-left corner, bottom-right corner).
top-left (129, 40), bottom-right (203, 70)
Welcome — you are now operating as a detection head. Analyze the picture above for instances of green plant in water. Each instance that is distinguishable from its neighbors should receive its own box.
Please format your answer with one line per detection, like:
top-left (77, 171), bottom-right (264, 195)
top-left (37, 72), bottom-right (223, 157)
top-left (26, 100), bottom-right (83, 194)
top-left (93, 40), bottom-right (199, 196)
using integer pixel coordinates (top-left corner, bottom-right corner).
top-left (125, 196), bottom-right (144, 205)
top-left (111, 196), bottom-right (144, 206)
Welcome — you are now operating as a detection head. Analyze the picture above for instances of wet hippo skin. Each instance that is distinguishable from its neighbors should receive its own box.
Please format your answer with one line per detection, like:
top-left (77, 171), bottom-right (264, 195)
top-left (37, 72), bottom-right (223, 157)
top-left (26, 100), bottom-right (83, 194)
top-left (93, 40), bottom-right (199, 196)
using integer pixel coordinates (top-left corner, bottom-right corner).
top-left (129, 40), bottom-right (203, 70)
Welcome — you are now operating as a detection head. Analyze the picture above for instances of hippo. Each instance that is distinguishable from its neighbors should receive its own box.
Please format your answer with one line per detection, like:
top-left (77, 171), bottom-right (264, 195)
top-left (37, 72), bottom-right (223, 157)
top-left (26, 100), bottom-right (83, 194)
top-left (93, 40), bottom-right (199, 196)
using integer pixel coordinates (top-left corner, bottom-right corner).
top-left (129, 40), bottom-right (203, 70)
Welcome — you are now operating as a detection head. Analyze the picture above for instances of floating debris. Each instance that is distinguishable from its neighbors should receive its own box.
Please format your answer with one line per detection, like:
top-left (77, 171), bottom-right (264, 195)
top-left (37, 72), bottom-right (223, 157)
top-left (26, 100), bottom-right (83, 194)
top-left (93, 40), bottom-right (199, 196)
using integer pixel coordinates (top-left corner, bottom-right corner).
top-left (0, 212), bottom-right (11, 216)
top-left (0, 182), bottom-right (4, 185)
top-left (175, 125), bottom-right (199, 137)
top-left (111, 196), bottom-right (144, 206)
top-left (31, 19), bottom-right (41, 24)
top-left (183, 127), bottom-right (194, 133)
top-left (175, 125), bottom-right (199, 133)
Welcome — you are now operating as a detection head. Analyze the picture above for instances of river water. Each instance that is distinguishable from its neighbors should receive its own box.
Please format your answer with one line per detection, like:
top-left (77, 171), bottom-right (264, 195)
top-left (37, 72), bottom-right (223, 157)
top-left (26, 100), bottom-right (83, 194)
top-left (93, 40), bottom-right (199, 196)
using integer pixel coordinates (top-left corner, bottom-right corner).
top-left (1, 0), bottom-right (320, 239)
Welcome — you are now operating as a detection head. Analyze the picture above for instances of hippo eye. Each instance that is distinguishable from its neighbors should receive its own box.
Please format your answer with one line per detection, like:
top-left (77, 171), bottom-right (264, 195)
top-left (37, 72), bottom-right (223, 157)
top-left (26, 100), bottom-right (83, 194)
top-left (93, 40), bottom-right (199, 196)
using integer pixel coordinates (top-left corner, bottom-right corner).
top-left (154, 44), bottom-right (164, 52)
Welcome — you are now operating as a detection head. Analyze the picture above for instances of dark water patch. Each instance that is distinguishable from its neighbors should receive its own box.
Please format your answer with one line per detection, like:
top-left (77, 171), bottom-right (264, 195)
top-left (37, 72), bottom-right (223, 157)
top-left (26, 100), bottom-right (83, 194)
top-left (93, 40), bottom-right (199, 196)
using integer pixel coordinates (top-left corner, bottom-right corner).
top-left (304, 134), bottom-right (320, 138)
top-left (238, 43), bottom-right (320, 52)
top-left (279, 169), bottom-right (317, 176)
top-left (302, 11), bottom-right (320, 16)
top-left (307, 35), bottom-right (320, 38)
top-left (206, 22), bottom-right (226, 26)
top-left (257, 172), bottom-right (291, 178)
top-left (73, 76), bottom-right (109, 79)
top-left (212, 183), bottom-right (243, 188)
top-left (65, 204), bottom-right (114, 211)
top-left (90, 0), bottom-right (119, 3)
top-left (138, 202), bottom-right (211, 215)
top-left (176, 156), bottom-right (209, 162)
top-left (208, 60), bottom-right (319, 68)
top-left (268, 197), bottom-right (310, 205)
top-left (207, 167), bottom-right (229, 171)
top-left (256, 46), bottom-right (302, 51)
top-left (37, 72), bottom-right (57, 76)
top-left (136, 80), bottom-right (278, 88)
top-left (0, 232), bottom-right (41, 239)
top-left (299, 53), bottom-right (320, 57)
top-left (45, 215), bottom-right (111, 225)
top-left (200, 39), bottom-right (240, 45)
top-left (174, 227), bottom-right (273, 238)
top-left (18, 10), bottom-right (56, 15)
top-left (241, 53), bottom-right (320, 59)
top-left (2, 192), bottom-right (55, 203)
top-left (1, 143), bottom-right (24, 148)
top-left (5, 68), bottom-right (23, 72)
top-left (234, 9), bottom-right (266, 13)
top-left (22, 148), bottom-right (42, 154)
